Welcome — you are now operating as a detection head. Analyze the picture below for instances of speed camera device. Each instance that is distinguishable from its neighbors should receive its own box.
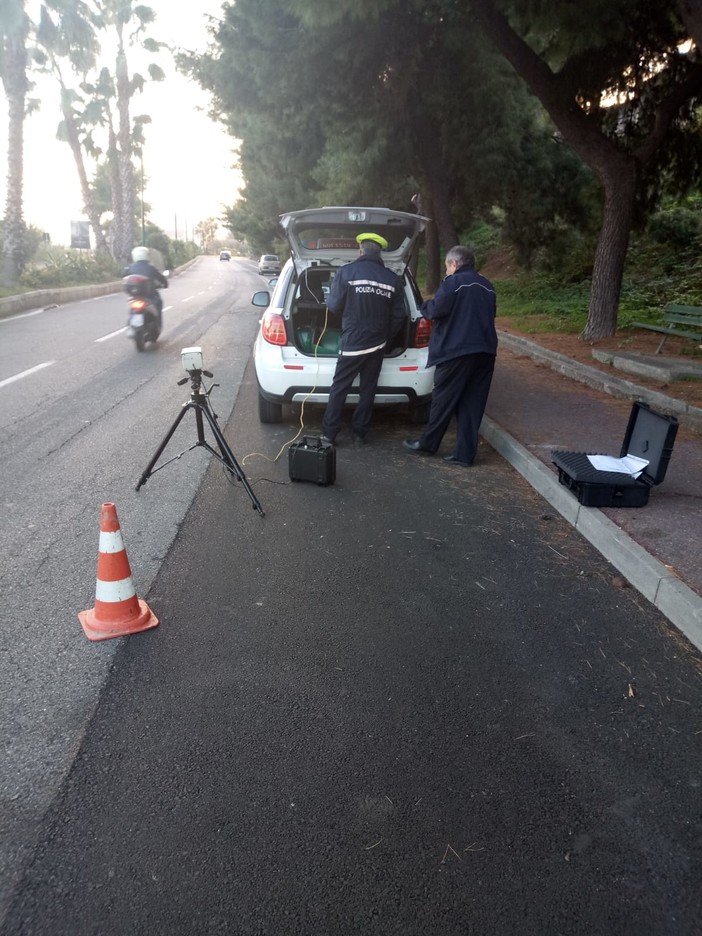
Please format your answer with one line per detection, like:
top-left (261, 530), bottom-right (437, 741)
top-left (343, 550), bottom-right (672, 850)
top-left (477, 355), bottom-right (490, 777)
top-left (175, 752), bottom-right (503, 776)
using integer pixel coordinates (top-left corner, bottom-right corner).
top-left (181, 347), bottom-right (204, 374)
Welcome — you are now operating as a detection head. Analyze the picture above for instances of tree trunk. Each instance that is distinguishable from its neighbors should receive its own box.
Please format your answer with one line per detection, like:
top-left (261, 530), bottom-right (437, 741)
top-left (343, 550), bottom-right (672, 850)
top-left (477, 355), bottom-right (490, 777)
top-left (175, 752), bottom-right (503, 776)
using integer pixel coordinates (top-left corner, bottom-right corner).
top-left (411, 190), bottom-right (441, 293)
top-left (106, 121), bottom-right (123, 260)
top-left (61, 103), bottom-right (110, 254)
top-left (1, 38), bottom-right (28, 287)
top-left (115, 46), bottom-right (135, 265)
top-left (423, 196), bottom-right (441, 294)
top-left (583, 163), bottom-right (637, 340)
top-left (413, 117), bottom-right (458, 251)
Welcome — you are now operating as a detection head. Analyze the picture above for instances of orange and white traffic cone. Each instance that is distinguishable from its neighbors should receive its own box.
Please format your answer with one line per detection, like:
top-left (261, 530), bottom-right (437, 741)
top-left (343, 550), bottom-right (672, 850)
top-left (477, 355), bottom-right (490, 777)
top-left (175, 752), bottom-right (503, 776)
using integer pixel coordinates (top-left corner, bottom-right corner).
top-left (79, 503), bottom-right (159, 641)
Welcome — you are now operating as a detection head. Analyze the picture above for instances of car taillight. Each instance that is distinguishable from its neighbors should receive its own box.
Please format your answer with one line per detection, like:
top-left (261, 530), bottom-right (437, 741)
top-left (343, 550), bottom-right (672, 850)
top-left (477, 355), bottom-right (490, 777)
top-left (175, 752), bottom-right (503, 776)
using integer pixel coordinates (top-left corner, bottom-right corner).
top-left (261, 310), bottom-right (287, 346)
top-left (414, 317), bottom-right (432, 348)
top-left (130, 299), bottom-right (148, 311)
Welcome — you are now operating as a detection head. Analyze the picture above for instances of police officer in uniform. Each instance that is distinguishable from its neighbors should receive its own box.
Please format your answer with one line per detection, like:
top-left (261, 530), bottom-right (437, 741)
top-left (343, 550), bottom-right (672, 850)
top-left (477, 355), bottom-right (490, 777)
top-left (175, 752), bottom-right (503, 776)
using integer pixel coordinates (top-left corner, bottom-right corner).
top-left (321, 232), bottom-right (405, 445)
top-left (403, 245), bottom-right (497, 466)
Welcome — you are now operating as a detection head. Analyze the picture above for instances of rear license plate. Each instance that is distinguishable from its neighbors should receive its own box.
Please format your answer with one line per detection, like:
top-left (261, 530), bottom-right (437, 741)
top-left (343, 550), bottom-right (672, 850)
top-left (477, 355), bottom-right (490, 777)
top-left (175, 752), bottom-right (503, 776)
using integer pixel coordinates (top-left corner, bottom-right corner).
top-left (129, 313), bottom-right (145, 327)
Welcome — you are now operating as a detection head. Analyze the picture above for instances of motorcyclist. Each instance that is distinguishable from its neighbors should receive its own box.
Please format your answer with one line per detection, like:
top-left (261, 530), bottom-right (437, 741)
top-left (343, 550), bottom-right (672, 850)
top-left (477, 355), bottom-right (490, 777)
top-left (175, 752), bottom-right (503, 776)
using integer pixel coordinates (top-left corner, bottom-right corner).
top-left (125, 246), bottom-right (168, 327)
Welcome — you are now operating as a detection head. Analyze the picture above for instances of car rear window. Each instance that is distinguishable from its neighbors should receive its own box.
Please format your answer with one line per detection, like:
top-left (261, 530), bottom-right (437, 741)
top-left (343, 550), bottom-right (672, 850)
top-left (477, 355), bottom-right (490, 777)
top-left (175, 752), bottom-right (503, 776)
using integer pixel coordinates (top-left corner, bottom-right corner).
top-left (262, 255), bottom-right (278, 261)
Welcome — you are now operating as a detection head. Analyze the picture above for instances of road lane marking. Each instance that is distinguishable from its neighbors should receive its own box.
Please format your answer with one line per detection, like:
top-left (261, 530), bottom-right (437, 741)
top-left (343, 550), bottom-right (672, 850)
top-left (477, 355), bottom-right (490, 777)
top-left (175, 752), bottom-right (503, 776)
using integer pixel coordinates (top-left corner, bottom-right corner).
top-left (0, 361), bottom-right (55, 388)
top-left (0, 307), bottom-right (45, 323)
top-left (95, 327), bottom-right (128, 342)
top-left (182, 296), bottom-right (195, 302)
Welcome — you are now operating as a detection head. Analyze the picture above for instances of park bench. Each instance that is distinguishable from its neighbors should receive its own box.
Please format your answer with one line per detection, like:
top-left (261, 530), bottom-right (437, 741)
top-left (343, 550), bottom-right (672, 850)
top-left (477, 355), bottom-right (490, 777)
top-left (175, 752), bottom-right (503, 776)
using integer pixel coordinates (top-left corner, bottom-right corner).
top-left (632, 303), bottom-right (702, 354)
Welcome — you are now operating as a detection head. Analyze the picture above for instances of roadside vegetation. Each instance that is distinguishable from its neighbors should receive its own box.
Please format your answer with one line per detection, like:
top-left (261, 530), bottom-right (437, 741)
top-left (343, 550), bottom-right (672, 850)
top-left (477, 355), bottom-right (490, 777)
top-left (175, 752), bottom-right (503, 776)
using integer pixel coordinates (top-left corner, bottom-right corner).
top-left (184, 0), bottom-right (702, 340)
top-left (414, 197), bottom-right (702, 347)
top-left (3, 1), bottom-right (702, 341)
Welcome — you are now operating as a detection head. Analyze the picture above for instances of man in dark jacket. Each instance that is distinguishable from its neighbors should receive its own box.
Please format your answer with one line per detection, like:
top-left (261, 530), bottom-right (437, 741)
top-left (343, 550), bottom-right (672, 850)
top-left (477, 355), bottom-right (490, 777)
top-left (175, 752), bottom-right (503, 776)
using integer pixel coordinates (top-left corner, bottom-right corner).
top-left (321, 232), bottom-right (405, 445)
top-left (403, 245), bottom-right (497, 466)
top-left (125, 246), bottom-right (168, 327)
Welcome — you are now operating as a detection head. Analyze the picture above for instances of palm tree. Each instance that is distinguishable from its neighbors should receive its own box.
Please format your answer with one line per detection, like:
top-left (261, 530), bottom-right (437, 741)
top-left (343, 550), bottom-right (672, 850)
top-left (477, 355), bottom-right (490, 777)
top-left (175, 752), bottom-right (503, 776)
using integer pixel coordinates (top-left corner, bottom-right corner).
top-left (0, 0), bottom-right (30, 286)
top-left (35, 1), bottom-right (111, 253)
top-left (97, 0), bottom-right (164, 265)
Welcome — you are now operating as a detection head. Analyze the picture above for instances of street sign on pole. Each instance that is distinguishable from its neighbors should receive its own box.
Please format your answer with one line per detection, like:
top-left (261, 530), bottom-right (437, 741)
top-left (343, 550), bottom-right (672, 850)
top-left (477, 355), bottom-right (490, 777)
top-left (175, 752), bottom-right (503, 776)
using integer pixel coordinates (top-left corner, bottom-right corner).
top-left (70, 221), bottom-right (91, 250)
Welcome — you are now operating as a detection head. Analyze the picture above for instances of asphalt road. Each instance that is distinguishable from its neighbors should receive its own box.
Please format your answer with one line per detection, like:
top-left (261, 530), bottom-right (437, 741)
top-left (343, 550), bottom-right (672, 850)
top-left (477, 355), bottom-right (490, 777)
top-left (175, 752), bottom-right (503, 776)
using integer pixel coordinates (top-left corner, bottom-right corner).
top-left (0, 256), bottom-right (264, 923)
top-left (3, 357), bottom-right (701, 934)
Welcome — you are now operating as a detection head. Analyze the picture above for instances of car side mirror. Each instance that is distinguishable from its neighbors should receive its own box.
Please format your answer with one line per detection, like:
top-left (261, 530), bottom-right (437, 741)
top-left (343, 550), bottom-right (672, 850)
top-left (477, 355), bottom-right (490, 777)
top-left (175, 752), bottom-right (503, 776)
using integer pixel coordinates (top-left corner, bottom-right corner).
top-left (251, 291), bottom-right (270, 308)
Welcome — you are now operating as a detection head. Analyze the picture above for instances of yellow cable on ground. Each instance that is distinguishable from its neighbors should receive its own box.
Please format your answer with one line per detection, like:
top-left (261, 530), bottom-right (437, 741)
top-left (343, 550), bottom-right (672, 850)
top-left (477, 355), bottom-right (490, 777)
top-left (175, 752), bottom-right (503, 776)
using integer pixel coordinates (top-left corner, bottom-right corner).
top-left (242, 305), bottom-right (330, 466)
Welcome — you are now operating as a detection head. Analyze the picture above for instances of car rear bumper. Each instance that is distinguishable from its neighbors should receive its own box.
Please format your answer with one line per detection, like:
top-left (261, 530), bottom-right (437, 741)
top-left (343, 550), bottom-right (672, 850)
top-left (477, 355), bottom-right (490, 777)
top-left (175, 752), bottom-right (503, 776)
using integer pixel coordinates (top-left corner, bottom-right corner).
top-left (255, 341), bottom-right (433, 402)
top-left (257, 382), bottom-right (432, 406)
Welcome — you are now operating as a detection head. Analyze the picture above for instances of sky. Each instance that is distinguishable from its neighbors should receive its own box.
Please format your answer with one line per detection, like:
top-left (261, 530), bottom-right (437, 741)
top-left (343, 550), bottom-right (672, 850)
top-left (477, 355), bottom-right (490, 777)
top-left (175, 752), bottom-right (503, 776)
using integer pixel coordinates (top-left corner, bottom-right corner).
top-left (0, 0), bottom-right (240, 246)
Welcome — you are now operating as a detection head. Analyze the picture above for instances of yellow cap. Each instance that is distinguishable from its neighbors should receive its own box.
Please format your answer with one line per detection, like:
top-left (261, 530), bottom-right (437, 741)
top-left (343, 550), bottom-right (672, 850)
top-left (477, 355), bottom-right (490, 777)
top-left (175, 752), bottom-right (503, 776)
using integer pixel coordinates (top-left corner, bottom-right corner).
top-left (356, 232), bottom-right (388, 249)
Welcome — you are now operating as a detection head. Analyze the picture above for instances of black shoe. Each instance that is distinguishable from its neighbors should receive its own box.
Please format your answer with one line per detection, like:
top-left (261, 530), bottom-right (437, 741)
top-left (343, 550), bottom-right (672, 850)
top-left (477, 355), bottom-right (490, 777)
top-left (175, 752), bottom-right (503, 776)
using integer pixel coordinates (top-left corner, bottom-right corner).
top-left (352, 433), bottom-right (367, 447)
top-left (443, 454), bottom-right (472, 467)
top-left (403, 439), bottom-right (432, 454)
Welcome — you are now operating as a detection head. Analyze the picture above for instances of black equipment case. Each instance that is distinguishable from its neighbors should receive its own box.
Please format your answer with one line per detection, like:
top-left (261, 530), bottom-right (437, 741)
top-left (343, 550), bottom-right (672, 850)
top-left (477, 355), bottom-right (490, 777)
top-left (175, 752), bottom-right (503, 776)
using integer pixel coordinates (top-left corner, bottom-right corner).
top-left (551, 402), bottom-right (678, 508)
top-left (288, 435), bottom-right (336, 486)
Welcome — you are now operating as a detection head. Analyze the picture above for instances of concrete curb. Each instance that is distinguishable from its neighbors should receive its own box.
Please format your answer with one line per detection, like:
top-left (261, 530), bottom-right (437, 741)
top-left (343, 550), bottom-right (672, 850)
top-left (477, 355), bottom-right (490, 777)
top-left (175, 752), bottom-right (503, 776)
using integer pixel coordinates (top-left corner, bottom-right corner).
top-left (0, 282), bottom-right (122, 318)
top-left (480, 415), bottom-right (702, 653)
top-left (0, 258), bottom-right (199, 321)
top-left (498, 331), bottom-right (702, 431)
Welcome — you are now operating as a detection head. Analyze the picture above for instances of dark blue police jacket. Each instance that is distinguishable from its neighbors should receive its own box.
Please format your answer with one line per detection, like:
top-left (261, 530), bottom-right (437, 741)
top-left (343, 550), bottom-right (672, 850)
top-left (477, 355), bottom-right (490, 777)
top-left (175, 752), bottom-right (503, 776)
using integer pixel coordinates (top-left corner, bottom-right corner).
top-left (326, 254), bottom-right (405, 353)
top-left (421, 264), bottom-right (497, 367)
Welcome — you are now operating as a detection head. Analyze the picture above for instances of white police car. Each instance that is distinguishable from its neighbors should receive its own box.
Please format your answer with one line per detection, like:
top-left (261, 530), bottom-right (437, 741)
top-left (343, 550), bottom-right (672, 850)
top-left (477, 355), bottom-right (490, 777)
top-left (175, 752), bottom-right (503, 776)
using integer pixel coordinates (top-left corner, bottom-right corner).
top-left (251, 206), bottom-right (434, 424)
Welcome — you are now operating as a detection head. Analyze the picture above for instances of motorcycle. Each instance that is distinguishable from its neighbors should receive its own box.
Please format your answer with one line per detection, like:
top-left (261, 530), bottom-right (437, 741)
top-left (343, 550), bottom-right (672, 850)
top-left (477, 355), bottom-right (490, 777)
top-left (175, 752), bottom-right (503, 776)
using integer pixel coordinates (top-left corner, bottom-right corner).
top-left (123, 274), bottom-right (164, 351)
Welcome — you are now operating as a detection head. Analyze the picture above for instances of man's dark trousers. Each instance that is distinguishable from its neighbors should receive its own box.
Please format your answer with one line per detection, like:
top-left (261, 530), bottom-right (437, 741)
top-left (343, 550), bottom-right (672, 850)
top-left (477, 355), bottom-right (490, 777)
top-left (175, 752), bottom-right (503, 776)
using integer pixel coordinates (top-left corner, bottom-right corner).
top-left (322, 348), bottom-right (385, 441)
top-left (420, 352), bottom-right (495, 463)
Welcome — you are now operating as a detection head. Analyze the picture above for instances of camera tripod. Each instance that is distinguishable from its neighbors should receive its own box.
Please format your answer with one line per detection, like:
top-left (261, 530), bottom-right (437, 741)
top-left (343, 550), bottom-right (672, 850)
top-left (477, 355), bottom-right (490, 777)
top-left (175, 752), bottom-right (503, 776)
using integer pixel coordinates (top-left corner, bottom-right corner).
top-left (136, 368), bottom-right (264, 516)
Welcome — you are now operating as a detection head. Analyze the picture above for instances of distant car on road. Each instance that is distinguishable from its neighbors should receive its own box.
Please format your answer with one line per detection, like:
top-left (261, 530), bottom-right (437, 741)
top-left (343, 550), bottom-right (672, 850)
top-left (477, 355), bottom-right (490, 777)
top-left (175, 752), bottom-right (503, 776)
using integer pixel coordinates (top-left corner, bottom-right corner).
top-left (219, 250), bottom-right (231, 261)
top-left (251, 206), bottom-right (434, 425)
top-left (258, 254), bottom-right (281, 275)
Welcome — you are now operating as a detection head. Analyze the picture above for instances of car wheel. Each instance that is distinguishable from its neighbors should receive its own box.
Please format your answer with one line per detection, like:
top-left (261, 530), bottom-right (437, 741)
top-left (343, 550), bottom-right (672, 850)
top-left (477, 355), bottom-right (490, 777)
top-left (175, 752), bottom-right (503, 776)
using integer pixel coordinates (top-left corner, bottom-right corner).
top-left (409, 400), bottom-right (431, 424)
top-left (258, 391), bottom-right (283, 423)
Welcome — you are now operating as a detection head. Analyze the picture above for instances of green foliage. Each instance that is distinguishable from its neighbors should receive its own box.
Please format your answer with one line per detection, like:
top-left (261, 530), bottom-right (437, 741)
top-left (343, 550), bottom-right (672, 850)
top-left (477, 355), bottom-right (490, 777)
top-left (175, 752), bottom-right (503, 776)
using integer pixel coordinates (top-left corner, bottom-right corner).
top-left (184, 0), bottom-right (590, 260)
top-left (0, 220), bottom-right (44, 274)
top-left (491, 210), bottom-right (702, 335)
top-left (494, 275), bottom-right (590, 333)
top-left (168, 239), bottom-right (199, 268)
top-left (19, 245), bottom-right (121, 288)
top-left (647, 207), bottom-right (702, 248)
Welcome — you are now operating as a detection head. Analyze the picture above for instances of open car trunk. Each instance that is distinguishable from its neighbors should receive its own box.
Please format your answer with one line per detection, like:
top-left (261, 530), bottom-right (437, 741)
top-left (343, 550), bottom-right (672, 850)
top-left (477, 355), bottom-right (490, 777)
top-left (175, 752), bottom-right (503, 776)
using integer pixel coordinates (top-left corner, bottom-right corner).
top-left (288, 264), bottom-right (409, 357)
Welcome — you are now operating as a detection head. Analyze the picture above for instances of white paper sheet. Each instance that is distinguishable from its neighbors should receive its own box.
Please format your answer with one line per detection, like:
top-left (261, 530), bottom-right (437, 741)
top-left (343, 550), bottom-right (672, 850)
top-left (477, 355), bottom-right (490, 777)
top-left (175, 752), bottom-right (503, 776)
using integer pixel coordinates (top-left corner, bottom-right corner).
top-left (587, 454), bottom-right (649, 478)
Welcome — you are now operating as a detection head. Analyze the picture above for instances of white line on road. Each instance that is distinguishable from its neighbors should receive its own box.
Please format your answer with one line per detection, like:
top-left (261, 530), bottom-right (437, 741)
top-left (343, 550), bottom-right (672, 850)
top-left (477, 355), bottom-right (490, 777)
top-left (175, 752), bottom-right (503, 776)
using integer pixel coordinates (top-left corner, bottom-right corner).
top-left (182, 296), bottom-right (195, 302)
top-left (95, 327), bottom-right (128, 342)
top-left (0, 361), bottom-right (55, 388)
top-left (0, 307), bottom-right (45, 323)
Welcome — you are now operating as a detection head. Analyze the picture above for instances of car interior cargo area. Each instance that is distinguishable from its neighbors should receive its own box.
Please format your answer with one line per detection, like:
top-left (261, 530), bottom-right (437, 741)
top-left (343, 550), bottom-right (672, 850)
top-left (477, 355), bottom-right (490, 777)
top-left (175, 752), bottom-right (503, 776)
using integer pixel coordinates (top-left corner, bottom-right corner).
top-left (551, 401), bottom-right (678, 508)
top-left (290, 268), bottom-right (408, 357)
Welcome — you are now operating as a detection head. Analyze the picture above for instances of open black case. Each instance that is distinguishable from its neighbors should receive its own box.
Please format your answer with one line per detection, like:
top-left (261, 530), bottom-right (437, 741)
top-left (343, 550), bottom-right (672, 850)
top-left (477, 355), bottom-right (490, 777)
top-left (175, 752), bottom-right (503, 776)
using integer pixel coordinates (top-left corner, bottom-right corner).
top-left (552, 401), bottom-right (678, 507)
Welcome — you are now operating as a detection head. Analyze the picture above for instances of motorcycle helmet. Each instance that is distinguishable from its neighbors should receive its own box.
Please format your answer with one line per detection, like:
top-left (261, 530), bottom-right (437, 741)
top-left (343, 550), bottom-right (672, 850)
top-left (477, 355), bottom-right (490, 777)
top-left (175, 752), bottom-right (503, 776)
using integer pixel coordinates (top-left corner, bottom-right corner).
top-left (131, 246), bottom-right (150, 262)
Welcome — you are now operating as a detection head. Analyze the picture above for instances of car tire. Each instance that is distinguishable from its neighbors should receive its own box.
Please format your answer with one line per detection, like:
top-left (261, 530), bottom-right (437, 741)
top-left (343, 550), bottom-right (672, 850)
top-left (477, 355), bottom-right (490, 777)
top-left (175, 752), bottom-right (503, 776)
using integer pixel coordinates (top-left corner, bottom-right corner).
top-left (408, 400), bottom-right (431, 424)
top-left (258, 391), bottom-right (283, 423)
